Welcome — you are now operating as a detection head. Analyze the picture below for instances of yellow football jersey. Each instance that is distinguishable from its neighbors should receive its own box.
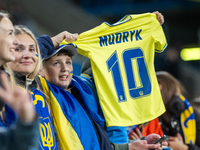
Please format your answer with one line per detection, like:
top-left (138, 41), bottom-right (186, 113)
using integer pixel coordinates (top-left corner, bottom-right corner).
top-left (62, 13), bottom-right (167, 127)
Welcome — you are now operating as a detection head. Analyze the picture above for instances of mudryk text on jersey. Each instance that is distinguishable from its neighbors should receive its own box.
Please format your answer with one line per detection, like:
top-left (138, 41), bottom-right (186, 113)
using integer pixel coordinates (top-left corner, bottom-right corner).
top-left (99, 29), bottom-right (142, 47)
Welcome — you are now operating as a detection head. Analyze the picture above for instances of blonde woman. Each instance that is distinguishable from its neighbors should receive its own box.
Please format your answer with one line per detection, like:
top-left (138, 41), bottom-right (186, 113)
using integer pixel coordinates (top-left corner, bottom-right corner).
top-left (5, 25), bottom-right (78, 150)
top-left (0, 11), bottom-right (39, 150)
top-left (4, 25), bottom-right (58, 150)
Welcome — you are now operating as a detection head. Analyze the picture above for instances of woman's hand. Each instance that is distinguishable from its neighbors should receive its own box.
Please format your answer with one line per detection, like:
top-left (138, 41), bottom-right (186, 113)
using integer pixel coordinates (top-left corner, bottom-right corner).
top-left (129, 126), bottom-right (144, 140)
top-left (0, 72), bottom-right (36, 123)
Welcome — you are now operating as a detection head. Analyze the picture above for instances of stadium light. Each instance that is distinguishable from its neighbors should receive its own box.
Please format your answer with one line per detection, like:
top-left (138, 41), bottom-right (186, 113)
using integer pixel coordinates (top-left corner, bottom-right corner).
top-left (180, 48), bottom-right (200, 61)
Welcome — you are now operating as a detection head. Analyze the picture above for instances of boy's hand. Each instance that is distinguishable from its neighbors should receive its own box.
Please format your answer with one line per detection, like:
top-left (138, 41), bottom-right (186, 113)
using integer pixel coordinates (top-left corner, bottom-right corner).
top-left (153, 11), bottom-right (164, 25)
top-left (51, 31), bottom-right (78, 49)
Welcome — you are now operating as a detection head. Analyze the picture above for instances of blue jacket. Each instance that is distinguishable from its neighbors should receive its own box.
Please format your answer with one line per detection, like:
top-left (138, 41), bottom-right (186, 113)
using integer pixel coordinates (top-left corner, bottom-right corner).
top-left (37, 35), bottom-right (129, 144)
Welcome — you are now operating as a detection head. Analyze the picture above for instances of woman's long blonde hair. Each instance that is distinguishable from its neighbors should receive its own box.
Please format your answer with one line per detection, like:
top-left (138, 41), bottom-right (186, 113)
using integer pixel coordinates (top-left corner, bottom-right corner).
top-left (14, 25), bottom-right (41, 79)
top-left (0, 11), bottom-right (16, 122)
top-left (0, 11), bottom-right (16, 88)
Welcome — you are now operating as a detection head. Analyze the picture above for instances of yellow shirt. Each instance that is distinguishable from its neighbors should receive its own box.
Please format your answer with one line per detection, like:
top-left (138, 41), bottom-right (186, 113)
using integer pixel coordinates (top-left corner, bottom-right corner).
top-left (62, 12), bottom-right (167, 127)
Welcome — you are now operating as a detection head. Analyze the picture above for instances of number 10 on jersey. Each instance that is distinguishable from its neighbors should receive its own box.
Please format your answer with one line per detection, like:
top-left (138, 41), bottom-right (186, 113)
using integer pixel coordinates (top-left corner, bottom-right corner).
top-left (106, 48), bottom-right (151, 102)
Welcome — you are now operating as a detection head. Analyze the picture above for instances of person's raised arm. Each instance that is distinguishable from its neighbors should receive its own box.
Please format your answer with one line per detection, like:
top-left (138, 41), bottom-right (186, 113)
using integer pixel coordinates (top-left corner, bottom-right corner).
top-left (152, 11), bottom-right (164, 25)
top-left (51, 31), bottom-right (78, 49)
top-left (37, 31), bottom-right (78, 59)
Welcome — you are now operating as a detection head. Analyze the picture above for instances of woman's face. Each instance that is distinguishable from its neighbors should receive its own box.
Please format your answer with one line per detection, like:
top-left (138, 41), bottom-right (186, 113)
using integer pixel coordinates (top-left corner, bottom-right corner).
top-left (9, 33), bottom-right (38, 76)
top-left (0, 17), bottom-right (18, 65)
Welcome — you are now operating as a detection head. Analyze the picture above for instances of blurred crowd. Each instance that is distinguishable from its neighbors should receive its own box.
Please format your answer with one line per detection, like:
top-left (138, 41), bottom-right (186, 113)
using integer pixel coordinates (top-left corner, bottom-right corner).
top-left (0, 4), bottom-right (200, 150)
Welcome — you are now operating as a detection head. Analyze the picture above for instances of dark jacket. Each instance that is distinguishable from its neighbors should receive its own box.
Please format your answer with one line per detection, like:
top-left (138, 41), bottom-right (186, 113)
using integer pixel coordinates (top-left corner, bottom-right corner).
top-left (14, 72), bottom-right (37, 90)
top-left (0, 119), bottom-right (39, 150)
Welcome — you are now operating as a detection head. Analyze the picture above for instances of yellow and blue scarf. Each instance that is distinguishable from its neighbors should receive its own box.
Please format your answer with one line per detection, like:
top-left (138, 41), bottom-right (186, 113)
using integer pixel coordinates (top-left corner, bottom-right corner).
top-left (31, 88), bottom-right (58, 150)
top-left (180, 95), bottom-right (196, 144)
top-left (39, 75), bottom-right (106, 150)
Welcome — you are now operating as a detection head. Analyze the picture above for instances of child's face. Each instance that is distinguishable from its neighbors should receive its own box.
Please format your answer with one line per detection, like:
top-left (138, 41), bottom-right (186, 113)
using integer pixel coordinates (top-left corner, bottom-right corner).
top-left (41, 53), bottom-right (73, 89)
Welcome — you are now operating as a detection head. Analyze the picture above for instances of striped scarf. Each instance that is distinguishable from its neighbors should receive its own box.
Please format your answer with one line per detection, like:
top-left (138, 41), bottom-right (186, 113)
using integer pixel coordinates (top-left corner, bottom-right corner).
top-left (31, 88), bottom-right (58, 150)
top-left (39, 75), bottom-right (105, 150)
top-left (179, 95), bottom-right (196, 144)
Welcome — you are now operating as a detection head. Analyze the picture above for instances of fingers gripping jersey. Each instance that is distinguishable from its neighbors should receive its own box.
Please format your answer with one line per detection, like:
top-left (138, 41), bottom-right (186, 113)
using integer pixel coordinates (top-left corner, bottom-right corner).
top-left (62, 13), bottom-right (167, 127)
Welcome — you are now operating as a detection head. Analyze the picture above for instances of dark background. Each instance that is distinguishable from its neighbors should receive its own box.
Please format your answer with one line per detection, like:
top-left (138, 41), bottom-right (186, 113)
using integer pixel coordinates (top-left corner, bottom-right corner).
top-left (1, 0), bottom-right (200, 101)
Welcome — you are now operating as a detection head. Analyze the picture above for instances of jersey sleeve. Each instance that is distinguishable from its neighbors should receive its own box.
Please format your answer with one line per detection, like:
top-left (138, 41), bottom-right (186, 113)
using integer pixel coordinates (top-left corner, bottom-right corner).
top-left (150, 14), bottom-right (168, 53)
